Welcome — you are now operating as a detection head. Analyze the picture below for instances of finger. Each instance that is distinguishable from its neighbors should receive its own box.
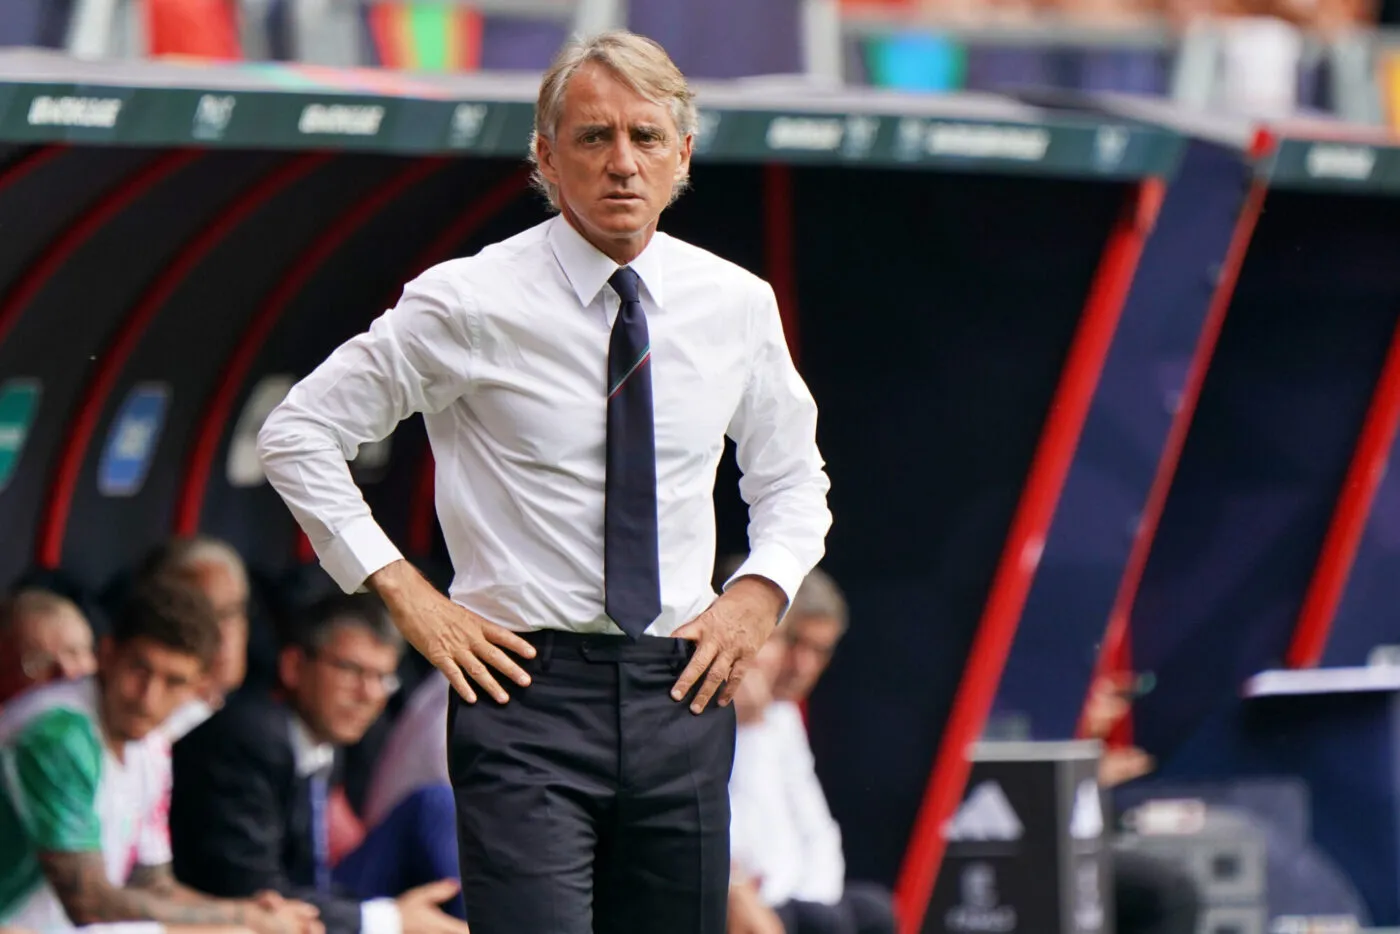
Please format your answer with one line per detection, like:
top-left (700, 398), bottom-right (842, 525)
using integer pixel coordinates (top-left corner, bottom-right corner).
top-left (408, 878), bottom-right (462, 905)
top-left (718, 657), bottom-right (750, 707)
top-left (670, 618), bottom-right (704, 642)
top-left (435, 657), bottom-right (477, 704)
top-left (475, 639), bottom-right (532, 688)
top-left (671, 638), bottom-right (718, 701)
top-left (458, 649), bottom-right (511, 705)
top-left (481, 623), bottom-right (538, 660)
top-left (433, 918), bottom-right (473, 934)
top-left (691, 651), bottom-right (734, 714)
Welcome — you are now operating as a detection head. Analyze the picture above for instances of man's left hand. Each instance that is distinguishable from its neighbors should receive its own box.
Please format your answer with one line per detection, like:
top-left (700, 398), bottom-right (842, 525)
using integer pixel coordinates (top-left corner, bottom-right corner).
top-left (671, 576), bottom-right (785, 714)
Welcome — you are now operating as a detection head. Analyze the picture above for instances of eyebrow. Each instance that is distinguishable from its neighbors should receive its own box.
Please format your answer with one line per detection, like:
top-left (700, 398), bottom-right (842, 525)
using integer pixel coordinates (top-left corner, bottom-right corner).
top-left (574, 122), bottom-right (668, 136)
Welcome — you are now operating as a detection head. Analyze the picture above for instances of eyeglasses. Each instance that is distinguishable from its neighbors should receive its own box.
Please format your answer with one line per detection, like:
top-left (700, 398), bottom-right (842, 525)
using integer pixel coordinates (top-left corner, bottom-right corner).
top-left (313, 652), bottom-right (400, 694)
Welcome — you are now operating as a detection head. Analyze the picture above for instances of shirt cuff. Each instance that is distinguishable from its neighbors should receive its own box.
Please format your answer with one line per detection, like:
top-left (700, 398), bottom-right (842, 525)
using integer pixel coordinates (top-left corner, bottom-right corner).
top-left (725, 544), bottom-right (808, 618)
top-left (318, 515), bottom-right (404, 594)
top-left (360, 897), bottom-right (403, 934)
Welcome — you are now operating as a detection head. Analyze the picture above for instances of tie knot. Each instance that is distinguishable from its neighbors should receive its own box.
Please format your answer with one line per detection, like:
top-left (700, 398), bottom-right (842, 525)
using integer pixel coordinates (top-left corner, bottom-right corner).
top-left (609, 266), bottom-right (641, 305)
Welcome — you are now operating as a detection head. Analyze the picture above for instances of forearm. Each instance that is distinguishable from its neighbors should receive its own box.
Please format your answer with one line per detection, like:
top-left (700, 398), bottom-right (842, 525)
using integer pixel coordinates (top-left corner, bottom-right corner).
top-left (103, 891), bottom-right (252, 927)
top-left (51, 859), bottom-right (253, 927)
top-left (54, 875), bottom-right (251, 926)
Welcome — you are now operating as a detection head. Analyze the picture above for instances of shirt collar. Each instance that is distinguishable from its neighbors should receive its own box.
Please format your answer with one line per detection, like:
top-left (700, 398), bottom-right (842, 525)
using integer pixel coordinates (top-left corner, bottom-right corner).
top-left (289, 714), bottom-right (336, 779)
top-left (547, 214), bottom-right (666, 309)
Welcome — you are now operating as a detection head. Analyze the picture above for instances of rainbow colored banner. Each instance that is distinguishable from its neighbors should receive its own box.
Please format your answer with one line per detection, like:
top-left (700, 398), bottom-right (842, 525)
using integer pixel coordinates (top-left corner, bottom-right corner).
top-left (367, 2), bottom-right (483, 72)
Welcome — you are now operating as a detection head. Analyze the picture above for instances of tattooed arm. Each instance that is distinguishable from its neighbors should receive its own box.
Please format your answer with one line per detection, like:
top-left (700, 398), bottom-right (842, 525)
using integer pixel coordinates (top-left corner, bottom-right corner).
top-left (37, 851), bottom-right (285, 931)
top-left (128, 862), bottom-right (220, 903)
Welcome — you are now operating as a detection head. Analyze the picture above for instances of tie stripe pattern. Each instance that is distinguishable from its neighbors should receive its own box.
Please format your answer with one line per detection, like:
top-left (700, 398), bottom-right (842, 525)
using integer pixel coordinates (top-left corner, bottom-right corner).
top-left (608, 347), bottom-right (651, 399)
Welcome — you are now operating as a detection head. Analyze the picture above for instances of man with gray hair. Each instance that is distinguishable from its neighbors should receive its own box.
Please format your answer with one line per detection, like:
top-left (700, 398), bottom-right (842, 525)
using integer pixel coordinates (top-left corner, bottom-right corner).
top-left (728, 566), bottom-right (896, 934)
top-left (256, 28), bottom-right (831, 934)
top-left (0, 589), bottom-right (97, 707)
top-left (136, 537), bottom-right (252, 740)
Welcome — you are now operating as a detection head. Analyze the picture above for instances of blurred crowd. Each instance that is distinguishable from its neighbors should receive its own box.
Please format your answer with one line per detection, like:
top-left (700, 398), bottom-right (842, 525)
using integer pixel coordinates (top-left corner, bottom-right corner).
top-left (0, 535), bottom-right (901, 934)
top-left (850, 0), bottom-right (1376, 36)
top-left (0, 535), bottom-right (1208, 934)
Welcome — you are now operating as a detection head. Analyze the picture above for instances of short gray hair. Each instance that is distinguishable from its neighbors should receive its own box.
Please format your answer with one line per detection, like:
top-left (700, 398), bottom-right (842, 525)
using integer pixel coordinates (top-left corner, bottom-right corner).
top-left (529, 30), bottom-right (698, 210)
top-left (0, 589), bottom-right (84, 634)
top-left (147, 535), bottom-right (248, 593)
top-left (790, 567), bottom-right (848, 633)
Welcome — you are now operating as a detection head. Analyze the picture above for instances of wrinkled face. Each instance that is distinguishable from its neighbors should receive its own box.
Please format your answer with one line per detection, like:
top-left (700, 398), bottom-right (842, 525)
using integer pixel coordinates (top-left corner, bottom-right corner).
top-left (187, 560), bottom-right (248, 697)
top-left (771, 615), bottom-right (844, 703)
top-left (535, 62), bottom-right (692, 258)
top-left (101, 636), bottom-right (205, 743)
top-left (282, 624), bottom-right (399, 746)
top-left (18, 608), bottom-right (97, 684)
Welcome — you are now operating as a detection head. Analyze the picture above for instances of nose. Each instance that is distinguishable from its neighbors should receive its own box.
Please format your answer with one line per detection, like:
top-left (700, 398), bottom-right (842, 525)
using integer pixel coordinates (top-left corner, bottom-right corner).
top-left (607, 136), bottom-right (638, 178)
top-left (138, 673), bottom-right (165, 712)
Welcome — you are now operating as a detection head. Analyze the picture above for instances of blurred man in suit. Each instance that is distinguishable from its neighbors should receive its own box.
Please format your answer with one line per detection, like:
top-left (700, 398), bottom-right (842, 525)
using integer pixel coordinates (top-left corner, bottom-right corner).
top-left (727, 567), bottom-right (896, 934)
top-left (169, 594), bottom-right (469, 934)
top-left (0, 589), bottom-right (97, 707)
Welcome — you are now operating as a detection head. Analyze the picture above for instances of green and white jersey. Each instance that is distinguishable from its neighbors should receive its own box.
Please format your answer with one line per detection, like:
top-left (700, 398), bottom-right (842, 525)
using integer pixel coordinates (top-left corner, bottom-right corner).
top-left (0, 677), bottom-right (173, 932)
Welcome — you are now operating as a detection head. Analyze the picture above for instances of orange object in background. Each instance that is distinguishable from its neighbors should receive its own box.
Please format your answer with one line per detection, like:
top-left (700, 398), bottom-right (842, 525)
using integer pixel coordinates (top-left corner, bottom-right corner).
top-left (146, 0), bottom-right (242, 60)
top-left (1382, 53), bottom-right (1400, 131)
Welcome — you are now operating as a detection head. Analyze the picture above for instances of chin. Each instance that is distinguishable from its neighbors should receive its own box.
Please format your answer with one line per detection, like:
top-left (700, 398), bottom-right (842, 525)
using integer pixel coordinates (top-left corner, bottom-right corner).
top-left (585, 204), bottom-right (654, 235)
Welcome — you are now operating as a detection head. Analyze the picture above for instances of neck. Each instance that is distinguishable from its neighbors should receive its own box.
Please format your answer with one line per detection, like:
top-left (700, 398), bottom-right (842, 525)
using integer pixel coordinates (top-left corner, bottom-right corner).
top-left (96, 702), bottom-right (126, 762)
top-left (560, 203), bottom-right (655, 265)
top-left (291, 707), bottom-right (332, 747)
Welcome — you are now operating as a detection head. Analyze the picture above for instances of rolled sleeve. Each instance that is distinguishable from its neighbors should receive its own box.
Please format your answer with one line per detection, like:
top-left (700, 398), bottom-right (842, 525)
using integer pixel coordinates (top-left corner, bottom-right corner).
top-left (724, 544), bottom-right (808, 611)
top-left (319, 516), bottom-right (405, 595)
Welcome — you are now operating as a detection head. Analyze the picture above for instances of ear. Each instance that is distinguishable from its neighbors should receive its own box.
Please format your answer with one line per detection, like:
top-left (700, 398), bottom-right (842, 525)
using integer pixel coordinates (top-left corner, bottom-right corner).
top-left (278, 646), bottom-right (306, 693)
top-left (677, 132), bottom-right (694, 180)
top-left (535, 133), bottom-right (560, 186)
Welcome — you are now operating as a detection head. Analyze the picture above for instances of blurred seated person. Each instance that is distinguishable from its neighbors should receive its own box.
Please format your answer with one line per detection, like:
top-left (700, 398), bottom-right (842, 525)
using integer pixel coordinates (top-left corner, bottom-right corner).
top-left (0, 589), bottom-right (97, 706)
top-left (727, 567), bottom-right (897, 934)
top-left (134, 537), bottom-right (250, 742)
top-left (1083, 673), bottom-right (1200, 934)
top-left (169, 594), bottom-right (470, 934)
top-left (0, 572), bottom-right (318, 934)
top-left (359, 672), bottom-right (460, 877)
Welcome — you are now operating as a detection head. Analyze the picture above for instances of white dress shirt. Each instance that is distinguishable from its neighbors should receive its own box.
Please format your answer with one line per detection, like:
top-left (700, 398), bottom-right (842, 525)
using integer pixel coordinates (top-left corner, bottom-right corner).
top-left (729, 700), bottom-right (846, 907)
top-left (258, 215), bottom-right (831, 635)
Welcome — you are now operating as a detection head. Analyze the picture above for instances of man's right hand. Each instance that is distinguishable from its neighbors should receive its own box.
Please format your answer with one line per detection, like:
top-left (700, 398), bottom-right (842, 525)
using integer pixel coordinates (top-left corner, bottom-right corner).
top-left (395, 879), bottom-right (472, 934)
top-left (369, 560), bottom-right (535, 705)
top-left (247, 893), bottom-right (322, 934)
top-left (727, 882), bottom-right (785, 934)
top-left (242, 903), bottom-right (321, 934)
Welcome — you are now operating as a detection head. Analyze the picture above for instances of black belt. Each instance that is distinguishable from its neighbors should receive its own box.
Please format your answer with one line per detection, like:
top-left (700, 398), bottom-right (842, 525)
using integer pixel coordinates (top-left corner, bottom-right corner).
top-left (520, 628), bottom-right (696, 664)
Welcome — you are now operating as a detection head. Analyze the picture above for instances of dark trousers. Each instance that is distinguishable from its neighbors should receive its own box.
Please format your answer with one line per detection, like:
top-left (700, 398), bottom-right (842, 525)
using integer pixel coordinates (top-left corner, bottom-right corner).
top-left (447, 631), bottom-right (737, 934)
top-left (776, 882), bottom-right (898, 934)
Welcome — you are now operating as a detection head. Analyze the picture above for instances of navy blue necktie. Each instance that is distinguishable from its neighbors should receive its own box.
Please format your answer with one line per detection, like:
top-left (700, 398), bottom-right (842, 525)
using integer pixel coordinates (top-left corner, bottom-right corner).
top-left (308, 768), bottom-right (332, 894)
top-left (604, 267), bottom-right (661, 639)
